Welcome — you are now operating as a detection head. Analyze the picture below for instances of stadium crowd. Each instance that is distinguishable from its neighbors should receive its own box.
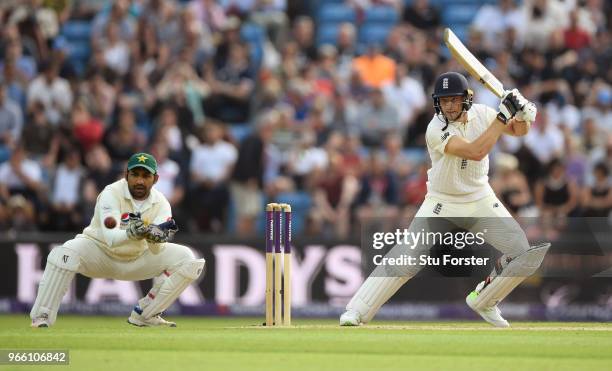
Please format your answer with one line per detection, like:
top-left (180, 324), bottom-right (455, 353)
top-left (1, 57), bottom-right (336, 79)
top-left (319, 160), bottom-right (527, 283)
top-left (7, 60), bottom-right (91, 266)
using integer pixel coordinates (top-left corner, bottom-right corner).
top-left (0, 0), bottom-right (610, 237)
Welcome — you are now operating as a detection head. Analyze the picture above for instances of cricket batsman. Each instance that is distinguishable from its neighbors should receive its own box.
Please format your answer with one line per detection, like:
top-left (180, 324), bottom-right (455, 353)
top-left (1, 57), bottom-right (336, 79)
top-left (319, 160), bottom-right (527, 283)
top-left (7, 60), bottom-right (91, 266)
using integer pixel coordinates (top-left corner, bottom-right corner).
top-left (340, 72), bottom-right (549, 327)
top-left (30, 153), bottom-right (206, 327)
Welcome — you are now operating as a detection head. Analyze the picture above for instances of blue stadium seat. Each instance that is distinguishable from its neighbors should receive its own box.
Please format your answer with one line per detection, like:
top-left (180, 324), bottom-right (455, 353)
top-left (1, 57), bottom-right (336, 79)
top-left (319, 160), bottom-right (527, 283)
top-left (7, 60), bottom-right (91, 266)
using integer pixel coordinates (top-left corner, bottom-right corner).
top-left (442, 4), bottom-right (480, 25)
top-left (358, 23), bottom-right (393, 46)
top-left (363, 6), bottom-right (399, 24)
top-left (318, 4), bottom-right (356, 24)
top-left (61, 20), bottom-right (92, 42)
top-left (317, 23), bottom-right (340, 46)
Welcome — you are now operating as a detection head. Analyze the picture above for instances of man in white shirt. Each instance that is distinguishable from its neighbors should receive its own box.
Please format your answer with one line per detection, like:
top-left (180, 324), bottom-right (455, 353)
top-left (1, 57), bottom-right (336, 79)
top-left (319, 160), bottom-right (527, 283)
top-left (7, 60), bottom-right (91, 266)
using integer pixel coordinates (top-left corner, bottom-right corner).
top-left (30, 152), bottom-right (205, 328)
top-left (26, 61), bottom-right (73, 125)
top-left (340, 72), bottom-right (549, 327)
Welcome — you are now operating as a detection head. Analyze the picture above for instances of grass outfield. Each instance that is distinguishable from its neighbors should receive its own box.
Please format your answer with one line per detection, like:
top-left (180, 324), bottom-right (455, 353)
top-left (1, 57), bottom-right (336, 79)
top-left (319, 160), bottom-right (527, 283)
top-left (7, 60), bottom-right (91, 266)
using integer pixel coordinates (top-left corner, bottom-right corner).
top-left (1, 315), bottom-right (611, 371)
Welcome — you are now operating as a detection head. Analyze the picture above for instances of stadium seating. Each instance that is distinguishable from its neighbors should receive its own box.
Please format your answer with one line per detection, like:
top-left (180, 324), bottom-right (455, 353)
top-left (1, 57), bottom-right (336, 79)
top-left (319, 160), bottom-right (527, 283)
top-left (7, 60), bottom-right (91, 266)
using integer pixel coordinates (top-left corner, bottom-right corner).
top-left (318, 4), bottom-right (357, 24)
top-left (363, 6), bottom-right (399, 24)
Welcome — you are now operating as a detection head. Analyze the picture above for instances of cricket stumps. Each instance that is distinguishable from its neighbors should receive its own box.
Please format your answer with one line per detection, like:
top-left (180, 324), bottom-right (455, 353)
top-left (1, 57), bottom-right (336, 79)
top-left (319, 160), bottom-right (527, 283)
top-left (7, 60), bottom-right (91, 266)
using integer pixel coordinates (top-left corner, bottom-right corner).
top-left (265, 203), bottom-right (292, 326)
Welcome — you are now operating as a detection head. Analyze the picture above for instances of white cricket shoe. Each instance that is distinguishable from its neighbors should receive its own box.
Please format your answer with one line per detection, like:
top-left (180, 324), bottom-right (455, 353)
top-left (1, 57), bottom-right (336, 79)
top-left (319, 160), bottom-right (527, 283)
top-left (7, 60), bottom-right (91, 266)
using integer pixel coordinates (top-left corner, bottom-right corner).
top-left (31, 314), bottom-right (49, 328)
top-left (128, 306), bottom-right (176, 327)
top-left (466, 291), bottom-right (510, 328)
top-left (339, 310), bottom-right (362, 326)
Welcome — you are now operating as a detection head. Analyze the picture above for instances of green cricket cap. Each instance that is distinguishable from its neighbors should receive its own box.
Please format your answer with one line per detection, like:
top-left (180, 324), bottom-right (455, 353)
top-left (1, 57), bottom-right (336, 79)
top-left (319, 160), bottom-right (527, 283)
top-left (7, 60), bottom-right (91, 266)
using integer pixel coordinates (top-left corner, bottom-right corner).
top-left (127, 153), bottom-right (158, 174)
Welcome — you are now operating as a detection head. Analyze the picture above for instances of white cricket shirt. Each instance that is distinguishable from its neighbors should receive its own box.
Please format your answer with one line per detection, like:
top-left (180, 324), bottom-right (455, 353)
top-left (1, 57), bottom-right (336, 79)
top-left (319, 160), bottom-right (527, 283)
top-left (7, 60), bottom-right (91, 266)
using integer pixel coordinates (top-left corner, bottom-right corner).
top-left (425, 103), bottom-right (498, 203)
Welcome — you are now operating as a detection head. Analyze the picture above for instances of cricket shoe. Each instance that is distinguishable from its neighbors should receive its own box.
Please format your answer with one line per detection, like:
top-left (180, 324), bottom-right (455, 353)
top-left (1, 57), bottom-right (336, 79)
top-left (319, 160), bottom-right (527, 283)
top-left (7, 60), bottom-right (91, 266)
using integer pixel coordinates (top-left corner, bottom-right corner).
top-left (31, 313), bottom-right (49, 328)
top-left (339, 310), bottom-right (362, 326)
top-left (127, 306), bottom-right (176, 327)
top-left (466, 290), bottom-right (510, 328)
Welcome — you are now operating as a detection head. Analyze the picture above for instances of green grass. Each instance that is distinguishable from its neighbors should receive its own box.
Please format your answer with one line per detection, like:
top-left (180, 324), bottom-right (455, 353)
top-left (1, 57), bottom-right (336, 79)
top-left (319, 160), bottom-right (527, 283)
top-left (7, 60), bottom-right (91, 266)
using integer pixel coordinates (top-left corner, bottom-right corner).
top-left (1, 315), bottom-right (611, 371)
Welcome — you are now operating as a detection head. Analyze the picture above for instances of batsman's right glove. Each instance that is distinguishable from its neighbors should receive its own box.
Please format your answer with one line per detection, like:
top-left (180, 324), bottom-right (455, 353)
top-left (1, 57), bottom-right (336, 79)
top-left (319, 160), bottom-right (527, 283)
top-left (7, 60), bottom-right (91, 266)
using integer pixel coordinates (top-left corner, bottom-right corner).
top-left (126, 212), bottom-right (148, 240)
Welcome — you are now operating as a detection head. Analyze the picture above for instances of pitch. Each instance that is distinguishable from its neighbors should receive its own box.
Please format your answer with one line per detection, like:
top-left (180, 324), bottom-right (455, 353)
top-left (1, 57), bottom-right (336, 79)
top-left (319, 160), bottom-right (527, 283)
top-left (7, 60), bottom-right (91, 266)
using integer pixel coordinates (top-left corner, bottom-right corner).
top-left (2, 315), bottom-right (611, 371)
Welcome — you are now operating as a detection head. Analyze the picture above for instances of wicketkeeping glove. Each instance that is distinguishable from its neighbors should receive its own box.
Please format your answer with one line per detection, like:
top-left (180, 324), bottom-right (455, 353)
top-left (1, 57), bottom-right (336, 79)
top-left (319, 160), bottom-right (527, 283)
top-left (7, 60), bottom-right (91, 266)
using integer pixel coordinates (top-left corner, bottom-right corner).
top-left (126, 212), bottom-right (148, 240)
top-left (145, 219), bottom-right (179, 244)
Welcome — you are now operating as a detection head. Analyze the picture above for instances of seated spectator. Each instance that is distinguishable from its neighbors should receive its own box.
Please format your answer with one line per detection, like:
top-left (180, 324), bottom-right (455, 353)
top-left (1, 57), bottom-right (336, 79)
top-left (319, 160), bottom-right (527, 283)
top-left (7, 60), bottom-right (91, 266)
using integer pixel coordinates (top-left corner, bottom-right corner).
top-left (534, 158), bottom-right (579, 237)
top-left (81, 145), bottom-right (120, 222)
top-left (101, 21), bottom-right (131, 76)
top-left (355, 152), bottom-right (400, 230)
top-left (581, 162), bottom-right (611, 217)
top-left (71, 100), bottom-right (104, 153)
top-left (522, 107), bottom-right (564, 180)
top-left (103, 107), bottom-right (146, 162)
top-left (26, 60), bottom-right (73, 125)
top-left (5, 194), bottom-right (37, 232)
top-left (49, 149), bottom-right (84, 231)
top-left (564, 9), bottom-right (591, 50)
top-left (0, 80), bottom-right (23, 163)
top-left (354, 87), bottom-right (400, 147)
top-left (382, 63), bottom-right (426, 131)
top-left (471, 0), bottom-right (524, 53)
top-left (203, 42), bottom-right (256, 123)
top-left (352, 44), bottom-right (396, 88)
top-left (401, 161), bottom-right (428, 220)
top-left (150, 140), bottom-right (185, 209)
top-left (310, 152), bottom-right (360, 238)
top-left (0, 145), bottom-right (45, 206)
top-left (91, 0), bottom-right (136, 50)
top-left (402, 0), bottom-right (441, 32)
top-left (188, 122), bottom-right (238, 231)
top-left (491, 153), bottom-right (533, 217)
top-left (290, 16), bottom-right (317, 63)
top-left (21, 101), bottom-right (58, 168)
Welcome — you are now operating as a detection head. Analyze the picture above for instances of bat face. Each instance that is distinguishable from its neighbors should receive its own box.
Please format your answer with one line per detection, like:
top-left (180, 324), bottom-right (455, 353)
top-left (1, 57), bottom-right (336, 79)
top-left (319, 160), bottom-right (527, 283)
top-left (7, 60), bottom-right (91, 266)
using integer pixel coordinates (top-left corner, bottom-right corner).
top-left (444, 28), bottom-right (505, 98)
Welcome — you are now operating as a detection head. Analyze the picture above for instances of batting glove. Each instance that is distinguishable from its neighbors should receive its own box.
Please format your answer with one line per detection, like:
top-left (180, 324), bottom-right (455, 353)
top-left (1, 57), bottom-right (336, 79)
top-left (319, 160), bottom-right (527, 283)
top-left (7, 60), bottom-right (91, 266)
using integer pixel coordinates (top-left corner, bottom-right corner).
top-left (516, 101), bottom-right (537, 123)
top-left (497, 89), bottom-right (523, 124)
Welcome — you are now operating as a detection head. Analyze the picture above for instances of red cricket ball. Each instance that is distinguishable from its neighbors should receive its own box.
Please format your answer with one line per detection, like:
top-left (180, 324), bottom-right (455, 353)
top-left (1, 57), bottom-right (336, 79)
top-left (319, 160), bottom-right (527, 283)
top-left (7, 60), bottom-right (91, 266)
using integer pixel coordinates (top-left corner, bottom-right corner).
top-left (104, 216), bottom-right (117, 229)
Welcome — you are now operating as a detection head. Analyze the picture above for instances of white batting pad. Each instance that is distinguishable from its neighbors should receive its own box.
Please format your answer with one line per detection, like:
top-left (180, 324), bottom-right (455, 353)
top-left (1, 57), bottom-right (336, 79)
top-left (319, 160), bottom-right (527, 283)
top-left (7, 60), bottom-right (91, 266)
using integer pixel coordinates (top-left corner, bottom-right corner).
top-left (346, 276), bottom-right (410, 323)
top-left (140, 259), bottom-right (205, 319)
top-left (469, 243), bottom-right (550, 310)
top-left (30, 247), bottom-right (80, 325)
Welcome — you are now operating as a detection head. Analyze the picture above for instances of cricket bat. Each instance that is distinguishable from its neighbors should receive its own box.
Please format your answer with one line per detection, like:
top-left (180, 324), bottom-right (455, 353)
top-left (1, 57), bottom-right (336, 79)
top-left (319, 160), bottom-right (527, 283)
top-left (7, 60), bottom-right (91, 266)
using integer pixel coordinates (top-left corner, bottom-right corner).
top-left (444, 28), bottom-right (505, 98)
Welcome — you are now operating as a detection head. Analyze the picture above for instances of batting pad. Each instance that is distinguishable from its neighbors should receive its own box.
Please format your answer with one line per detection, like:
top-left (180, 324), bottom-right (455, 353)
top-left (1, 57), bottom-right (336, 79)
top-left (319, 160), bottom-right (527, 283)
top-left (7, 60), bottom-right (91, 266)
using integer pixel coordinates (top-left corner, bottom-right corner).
top-left (30, 247), bottom-right (80, 325)
top-left (140, 259), bottom-right (205, 319)
top-left (346, 276), bottom-right (410, 323)
top-left (470, 243), bottom-right (550, 310)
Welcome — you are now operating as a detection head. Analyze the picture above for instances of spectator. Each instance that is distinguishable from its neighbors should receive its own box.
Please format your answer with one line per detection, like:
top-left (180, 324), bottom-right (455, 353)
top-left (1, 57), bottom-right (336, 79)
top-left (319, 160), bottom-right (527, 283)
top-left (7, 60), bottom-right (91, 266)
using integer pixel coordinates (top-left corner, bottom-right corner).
top-left (101, 21), bottom-right (131, 76)
top-left (402, 0), bottom-right (441, 32)
top-left (103, 107), bottom-right (146, 161)
top-left (522, 0), bottom-right (568, 52)
top-left (230, 114), bottom-right (275, 236)
top-left (91, 0), bottom-right (136, 49)
top-left (150, 139), bottom-right (186, 222)
top-left (71, 99), bottom-right (104, 153)
top-left (564, 9), bottom-right (591, 50)
top-left (188, 0), bottom-right (228, 33)
top-left (49, 149), bottom-right (84, 231)
top-left (382, 63), bottom-right (426, 131)
top-left (0, 145), bottom-right (45, 205)
top-left (189, 122), bottom-right (238, 231)
top-left (203, 42), bottom-right (256, 123)
top-left (534, 158), bottom-right (579, 236)
top-left (352, 44), bottom-right (396, 88)
top-left (26, 60), bottom-right (73, 125)
top-left (291, 16), bottom-right (317, 62)
top-left (0, 80), bottom-right (23, 163)
top-left (471, 0), bottom-right (525, 53)
top-left (491, 153), bottom-right (534, 217)
top-left (5, 194), bottom-right (37, 232)
top-left (581, 162), bottom-right (611, 217)
top-left (354, 87), bottom-right (400, 147)
top-left (21, 100), bottom-right (58, 167)
top-left (355, 151), bottom-right (399, 228)
top-left (310, 151), bottom-right (359, 238)
top-left (523, 107), bottom-right (564, 178)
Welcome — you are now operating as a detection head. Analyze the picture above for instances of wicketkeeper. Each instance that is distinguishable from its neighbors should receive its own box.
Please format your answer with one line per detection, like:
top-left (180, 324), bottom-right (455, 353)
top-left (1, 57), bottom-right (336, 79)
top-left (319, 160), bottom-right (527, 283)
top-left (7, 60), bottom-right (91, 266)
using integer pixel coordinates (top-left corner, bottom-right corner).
top-left (30, 152), bottom-right (205, 327)
top-left (340, 72), bottom-right (549, 327)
